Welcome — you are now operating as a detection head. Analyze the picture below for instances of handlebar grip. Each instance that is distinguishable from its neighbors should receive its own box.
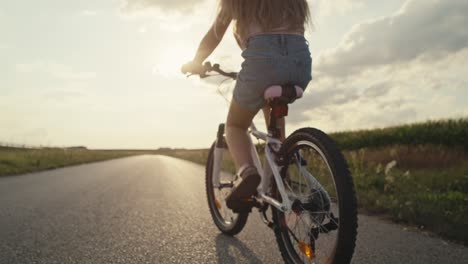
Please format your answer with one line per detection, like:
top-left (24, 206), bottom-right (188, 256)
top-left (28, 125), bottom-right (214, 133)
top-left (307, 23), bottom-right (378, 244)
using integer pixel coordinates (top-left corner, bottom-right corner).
top-left (182, 61), bottom-right (237, 80)
top-left (203, 61), bottom-right (212, 71)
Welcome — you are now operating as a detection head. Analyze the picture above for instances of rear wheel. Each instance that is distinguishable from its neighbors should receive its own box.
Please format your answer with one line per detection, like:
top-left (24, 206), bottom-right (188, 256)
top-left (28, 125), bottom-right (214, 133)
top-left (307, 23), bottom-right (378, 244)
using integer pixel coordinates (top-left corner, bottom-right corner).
top-left (206, 141), bottom-right (249, 235)
top-left (272, 128), bottom-right (358, 263)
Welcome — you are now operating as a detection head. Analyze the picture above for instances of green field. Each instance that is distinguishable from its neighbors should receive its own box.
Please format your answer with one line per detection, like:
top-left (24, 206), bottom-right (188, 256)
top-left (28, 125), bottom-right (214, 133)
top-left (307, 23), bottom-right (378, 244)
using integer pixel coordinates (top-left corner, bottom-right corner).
top-left (163, 118), bottom-right (468, 245)
top-left (331, 118), bottom-right (468, 150)
top-left (0, 146), bottom-right (150, 176)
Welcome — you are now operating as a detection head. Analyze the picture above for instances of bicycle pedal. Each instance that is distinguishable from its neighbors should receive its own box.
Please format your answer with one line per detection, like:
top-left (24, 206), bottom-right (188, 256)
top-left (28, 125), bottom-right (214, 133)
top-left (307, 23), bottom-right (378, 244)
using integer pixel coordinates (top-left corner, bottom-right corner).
top-left (226, 199), bottom-right (254, 213)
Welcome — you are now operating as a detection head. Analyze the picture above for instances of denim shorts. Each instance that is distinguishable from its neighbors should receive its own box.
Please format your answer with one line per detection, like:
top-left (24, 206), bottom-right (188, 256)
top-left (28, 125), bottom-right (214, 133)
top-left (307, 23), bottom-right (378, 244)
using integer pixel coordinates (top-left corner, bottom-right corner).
top-left (233, 34), bottom-right (312, 111)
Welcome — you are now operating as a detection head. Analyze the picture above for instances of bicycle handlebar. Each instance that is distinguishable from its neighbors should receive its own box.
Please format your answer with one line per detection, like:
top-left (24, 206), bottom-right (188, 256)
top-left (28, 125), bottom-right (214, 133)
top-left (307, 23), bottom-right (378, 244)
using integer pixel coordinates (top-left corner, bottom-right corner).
top-left (182, 62), bottom-right (238, 80)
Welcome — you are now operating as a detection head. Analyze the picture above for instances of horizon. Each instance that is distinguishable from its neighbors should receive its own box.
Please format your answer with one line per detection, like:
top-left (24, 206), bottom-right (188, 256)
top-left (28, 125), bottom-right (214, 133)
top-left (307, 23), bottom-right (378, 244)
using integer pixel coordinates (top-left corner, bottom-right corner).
top-left (1, 116), bottom-right (464, 150)
top-left (1, 0), bottom-right (467, 149)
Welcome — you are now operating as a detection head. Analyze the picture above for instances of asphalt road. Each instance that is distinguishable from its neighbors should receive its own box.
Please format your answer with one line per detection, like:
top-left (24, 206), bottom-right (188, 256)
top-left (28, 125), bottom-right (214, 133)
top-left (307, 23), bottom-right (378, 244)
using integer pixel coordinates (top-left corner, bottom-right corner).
top-left (0, 155), bottom-right (467, 264)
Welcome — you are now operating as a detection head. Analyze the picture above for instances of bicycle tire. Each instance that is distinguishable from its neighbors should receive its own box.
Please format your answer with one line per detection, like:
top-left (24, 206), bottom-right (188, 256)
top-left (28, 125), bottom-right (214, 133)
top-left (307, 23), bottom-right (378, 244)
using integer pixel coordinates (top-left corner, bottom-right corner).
top-left (206, 142), bottom-right (249, 236)
top-left (272, 128), bottom-right (358, 264)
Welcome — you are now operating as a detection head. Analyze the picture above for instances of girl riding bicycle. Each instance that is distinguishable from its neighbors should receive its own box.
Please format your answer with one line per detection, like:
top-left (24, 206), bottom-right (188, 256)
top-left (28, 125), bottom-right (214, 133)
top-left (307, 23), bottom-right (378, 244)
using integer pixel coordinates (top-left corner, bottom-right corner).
top-left (183, 0), bottom-right (312, 208)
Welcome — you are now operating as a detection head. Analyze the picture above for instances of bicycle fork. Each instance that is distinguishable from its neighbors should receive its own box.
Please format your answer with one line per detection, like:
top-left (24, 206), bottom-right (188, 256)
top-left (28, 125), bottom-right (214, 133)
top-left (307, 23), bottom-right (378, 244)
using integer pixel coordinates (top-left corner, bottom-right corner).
top-left (212, 123), bottom-right (265, 189)
top-left (212, 124), bottom-right (227, 189)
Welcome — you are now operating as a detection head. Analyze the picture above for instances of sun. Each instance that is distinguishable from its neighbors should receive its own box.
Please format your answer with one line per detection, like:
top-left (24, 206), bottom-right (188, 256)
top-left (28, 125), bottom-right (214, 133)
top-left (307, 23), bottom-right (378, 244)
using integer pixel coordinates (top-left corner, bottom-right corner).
top-left (153, 44), bottom-right (194, 77)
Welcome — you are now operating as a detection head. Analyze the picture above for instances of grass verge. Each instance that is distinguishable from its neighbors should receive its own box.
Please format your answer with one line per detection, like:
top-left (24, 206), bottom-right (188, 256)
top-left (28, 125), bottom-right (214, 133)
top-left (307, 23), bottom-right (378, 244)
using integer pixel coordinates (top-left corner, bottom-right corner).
top-left (0, 146), bottom-right (149, 176)
top-left (346, 146), bottom-right (468, 245)
top-left (164, 144), bottom-right (468, 245)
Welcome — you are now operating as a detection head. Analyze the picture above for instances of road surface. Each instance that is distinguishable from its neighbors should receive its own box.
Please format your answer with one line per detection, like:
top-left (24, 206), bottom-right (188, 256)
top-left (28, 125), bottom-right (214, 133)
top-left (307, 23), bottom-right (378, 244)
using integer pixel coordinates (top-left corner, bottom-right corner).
top-left (0, 155), bottom-right (467, 263)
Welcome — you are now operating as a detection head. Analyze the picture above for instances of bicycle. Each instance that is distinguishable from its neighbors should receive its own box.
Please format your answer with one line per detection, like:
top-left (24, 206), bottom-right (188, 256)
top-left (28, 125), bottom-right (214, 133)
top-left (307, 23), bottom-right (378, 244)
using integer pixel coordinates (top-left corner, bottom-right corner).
top-left (183, 62), bottom-right (358, 264)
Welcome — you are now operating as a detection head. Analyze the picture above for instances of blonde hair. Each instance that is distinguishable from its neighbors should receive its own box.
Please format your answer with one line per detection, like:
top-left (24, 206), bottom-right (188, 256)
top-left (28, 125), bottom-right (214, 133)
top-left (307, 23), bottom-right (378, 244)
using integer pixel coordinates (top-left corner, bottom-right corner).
top-left (217, 0), bottom-right (311, 40)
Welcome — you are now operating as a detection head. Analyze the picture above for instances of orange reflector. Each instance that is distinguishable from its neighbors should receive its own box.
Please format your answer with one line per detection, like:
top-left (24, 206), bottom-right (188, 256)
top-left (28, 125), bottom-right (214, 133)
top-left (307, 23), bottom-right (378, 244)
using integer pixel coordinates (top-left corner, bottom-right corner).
top-left (299, 241), bottom-right (315, 259)
top-left (214, 199), bottom-right (222, 209)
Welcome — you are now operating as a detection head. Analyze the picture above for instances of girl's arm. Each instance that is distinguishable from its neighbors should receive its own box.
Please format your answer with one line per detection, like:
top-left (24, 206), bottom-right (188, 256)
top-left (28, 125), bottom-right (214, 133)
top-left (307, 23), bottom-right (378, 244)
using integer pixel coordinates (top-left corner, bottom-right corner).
top-left (193, 14), bottom-right (231, 64)
top-left (183, 14), bottom-right (231, 73)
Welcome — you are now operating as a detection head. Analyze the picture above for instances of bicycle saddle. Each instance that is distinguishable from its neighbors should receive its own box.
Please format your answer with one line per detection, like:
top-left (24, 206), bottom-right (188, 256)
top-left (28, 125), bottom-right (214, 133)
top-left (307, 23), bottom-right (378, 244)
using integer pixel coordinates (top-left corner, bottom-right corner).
top-left (264, 84), bottom-right (304, 105)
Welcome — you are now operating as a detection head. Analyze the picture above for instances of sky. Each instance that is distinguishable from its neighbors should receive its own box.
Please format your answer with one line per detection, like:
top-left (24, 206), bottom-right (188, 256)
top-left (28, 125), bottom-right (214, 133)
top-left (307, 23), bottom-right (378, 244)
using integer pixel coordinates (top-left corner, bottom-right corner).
top-left (0, 0), bottom-right (467, 149)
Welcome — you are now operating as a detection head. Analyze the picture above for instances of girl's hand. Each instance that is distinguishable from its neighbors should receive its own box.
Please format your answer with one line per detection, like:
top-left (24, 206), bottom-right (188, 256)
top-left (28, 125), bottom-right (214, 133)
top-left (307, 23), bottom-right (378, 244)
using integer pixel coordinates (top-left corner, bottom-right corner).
top-left (181, 61), bottom-right (205, 75)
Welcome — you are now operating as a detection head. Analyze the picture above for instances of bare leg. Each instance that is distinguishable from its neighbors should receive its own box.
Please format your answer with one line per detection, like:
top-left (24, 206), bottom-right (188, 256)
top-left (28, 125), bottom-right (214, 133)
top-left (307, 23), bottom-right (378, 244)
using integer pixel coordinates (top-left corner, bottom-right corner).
top-left (225, 99), bottom-right (258, 170)
top-left (262, 106), bottom-right (286, 141)
top-left (225, 99), bottom-right (262, 207)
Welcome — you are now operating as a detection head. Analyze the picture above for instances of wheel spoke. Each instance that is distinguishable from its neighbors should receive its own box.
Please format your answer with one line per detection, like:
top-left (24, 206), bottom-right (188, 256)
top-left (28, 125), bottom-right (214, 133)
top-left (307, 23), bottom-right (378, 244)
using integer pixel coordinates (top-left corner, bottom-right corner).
top-left (272, 135), bottom-right (357, 264)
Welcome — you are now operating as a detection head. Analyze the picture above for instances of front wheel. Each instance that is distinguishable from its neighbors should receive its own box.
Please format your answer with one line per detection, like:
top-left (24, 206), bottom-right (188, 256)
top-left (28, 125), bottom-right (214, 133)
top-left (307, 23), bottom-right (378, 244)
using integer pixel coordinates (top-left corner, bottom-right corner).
top-left (272, 128), bottom-right (358, 264)
top-left (206, 141), bottom-right (249, 236)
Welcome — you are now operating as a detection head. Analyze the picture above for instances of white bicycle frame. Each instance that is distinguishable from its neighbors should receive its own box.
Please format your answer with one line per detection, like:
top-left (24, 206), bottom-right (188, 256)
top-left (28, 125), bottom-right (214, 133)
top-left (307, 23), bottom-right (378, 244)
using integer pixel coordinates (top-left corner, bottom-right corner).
top-left (212, 122), bottom-right (294, 213)
top-left (249, 123), bottom-right (293, 212)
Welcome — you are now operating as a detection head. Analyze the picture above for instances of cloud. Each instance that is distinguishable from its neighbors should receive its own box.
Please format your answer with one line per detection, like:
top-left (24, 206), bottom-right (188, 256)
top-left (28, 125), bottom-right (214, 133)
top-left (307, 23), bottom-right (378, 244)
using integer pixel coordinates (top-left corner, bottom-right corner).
top-left (289, 47), bottom-right (468, 131)
top-left (81, 10), bottom-right (99, 17)
top-left (15, 61), bottom-right (96, 81)
top-left (119, 0), bottom-right (212, 32)
top-left (315, 0), bottom-right (468, 78)
top-left (121, 0), bottom-right (204, 14)
top-left (42, 87), bottom-right (89, 102)
top-left (287, 0), bottom-right (468, 131)
top-left (313, 0), bottom-right (366, 18)
top-left (363, 82), bottom-right (393, 98)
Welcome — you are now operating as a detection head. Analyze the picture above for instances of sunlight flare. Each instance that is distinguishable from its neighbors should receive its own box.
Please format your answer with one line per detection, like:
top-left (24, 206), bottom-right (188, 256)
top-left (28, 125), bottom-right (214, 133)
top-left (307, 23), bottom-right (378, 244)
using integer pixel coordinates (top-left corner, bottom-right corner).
top-left (152, 44), bottom-right (193, 78)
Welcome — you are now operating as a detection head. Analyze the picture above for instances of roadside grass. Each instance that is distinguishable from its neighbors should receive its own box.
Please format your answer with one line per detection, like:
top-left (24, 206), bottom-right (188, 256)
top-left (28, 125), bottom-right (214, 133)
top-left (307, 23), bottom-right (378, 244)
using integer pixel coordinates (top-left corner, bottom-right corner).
top-left (0, 146), bottom-right (146, 176)
top-left (164, 144), bottom-right (468, 245)
top-left (346, 146), bottom-right (468, 245)
top-left (162, 148), bottom-right (239, 176)
top-left (159, 148), bottom-right (210, 166)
